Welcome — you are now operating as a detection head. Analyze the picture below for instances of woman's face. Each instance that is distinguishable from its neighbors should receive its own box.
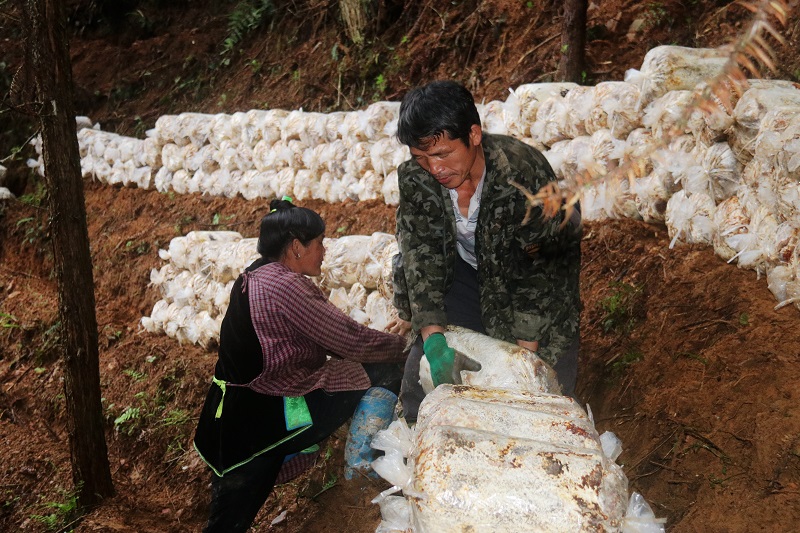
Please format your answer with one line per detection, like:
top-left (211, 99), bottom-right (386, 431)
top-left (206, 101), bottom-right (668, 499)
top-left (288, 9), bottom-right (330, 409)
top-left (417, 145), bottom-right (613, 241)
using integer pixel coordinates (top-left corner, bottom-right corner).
top-left (298, 234), bottom-right (325, 277)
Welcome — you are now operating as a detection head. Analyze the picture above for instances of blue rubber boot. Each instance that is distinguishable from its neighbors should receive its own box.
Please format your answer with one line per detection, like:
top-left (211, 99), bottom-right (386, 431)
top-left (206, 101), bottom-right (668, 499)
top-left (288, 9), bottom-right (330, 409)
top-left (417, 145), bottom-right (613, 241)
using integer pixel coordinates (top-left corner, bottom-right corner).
top-left (344, 387), bottom-right (398, 480)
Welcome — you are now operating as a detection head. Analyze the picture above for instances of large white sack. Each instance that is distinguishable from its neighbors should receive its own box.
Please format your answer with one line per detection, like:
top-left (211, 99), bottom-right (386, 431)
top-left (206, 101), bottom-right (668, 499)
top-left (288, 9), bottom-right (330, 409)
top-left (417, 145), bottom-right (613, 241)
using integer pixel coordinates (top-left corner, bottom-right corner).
top-left (665, 190), bottom-right (716, 249)
top-left (478, 99), bottom-right (509, 136)
top-left (409, 385), bottom-right (628, 533)
top-left (364, 291), bottom-right (399, 332)
top-left (625, 45), bottom-right (729, 108)
top-left (563, 85), bottom-right (594, 139)
top-left (585, 81), bottom-right (643, 139)
top-left (712, 194), bottom-right (750, 262)
top-left (723, 188), bottom-right (778, 274)
top-left (729, 85), bottom-right (800, 164)
top-left (418, 326), bottom-right (560, 395)
top-left (753, 107), bottom-right (800, 181)
top-left (319, 235), bottom-right (373, 288)
top-left (531, 94), bottom-right (570, 147)
top-left (642, 90), bottom-right (701, 142)
top-left (355, 232), bottom-right (396, 289)
top-left (512, 82), bottom-right (577, 134)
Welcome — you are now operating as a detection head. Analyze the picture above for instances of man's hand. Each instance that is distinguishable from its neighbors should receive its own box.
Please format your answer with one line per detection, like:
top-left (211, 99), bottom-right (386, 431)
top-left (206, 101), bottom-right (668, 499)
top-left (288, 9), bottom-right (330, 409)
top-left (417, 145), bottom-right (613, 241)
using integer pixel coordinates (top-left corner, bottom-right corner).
top-left (516, 339), bottom-right (539, 352)
top-left (451, 351), bottom-right (482, 384)
top-left (386, 318), bottom-right (412, 336)
top-left (423, 333), bottom-right (456, 388)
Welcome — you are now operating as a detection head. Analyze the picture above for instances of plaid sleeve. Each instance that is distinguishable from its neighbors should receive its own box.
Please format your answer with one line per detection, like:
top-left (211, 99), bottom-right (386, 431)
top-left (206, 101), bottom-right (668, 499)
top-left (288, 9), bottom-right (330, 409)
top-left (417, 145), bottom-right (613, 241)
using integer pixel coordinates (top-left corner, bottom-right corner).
top-left (277, 274), bottom-right (407, 363)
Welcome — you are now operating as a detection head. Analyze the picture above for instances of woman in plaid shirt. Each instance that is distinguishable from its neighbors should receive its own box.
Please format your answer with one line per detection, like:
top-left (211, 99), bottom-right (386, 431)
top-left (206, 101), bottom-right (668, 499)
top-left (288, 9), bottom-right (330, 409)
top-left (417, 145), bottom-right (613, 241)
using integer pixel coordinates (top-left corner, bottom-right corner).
top-left (194, 197), bottom-right (408, 533)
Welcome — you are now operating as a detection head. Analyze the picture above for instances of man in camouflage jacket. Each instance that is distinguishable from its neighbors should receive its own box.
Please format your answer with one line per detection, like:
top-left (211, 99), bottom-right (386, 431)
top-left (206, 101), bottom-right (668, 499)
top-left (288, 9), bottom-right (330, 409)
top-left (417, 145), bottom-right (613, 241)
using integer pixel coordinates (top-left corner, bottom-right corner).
top-left (392, 81), bottom-right (581, 419)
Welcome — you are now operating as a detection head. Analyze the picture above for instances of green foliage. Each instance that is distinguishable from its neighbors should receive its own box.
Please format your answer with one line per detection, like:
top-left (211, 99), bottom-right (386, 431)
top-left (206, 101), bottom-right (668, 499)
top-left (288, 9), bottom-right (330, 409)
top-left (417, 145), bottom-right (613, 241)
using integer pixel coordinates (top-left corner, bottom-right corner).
top-left (643, 1), bottom-right (671, 29)
top-left (18, 179), bottom-right (47, 208)
top-left (160, 408), bottom-right (191, 428)
top-left (14, 177), bottom-right (50, 248)
top-left (125, 239), bottom-right (151, 256)
top-left (113, 406), bottom-right (142, 435)
top-left (609, 350), bottom-right (643, 373)
top-left (30, 485), bottom-right (79, 531)
top-left (311, 473), bottom-right (338, 499)
top-left (738, 313), bottom-right (750, 326)
top-left (123, 368), bottom-right (147, 382)
top-left (211, 212), bottom-right (235, 229)
top-left (372, 74), bottom-right (388, 101)
top-left (0, 312), bottom-right (19, 329)
top-left (221, 0), bottom-right (275, 61)
top-left (248, 58), bottom-right (262, 74)
top-left (599, 282), bottom-right (643, 333)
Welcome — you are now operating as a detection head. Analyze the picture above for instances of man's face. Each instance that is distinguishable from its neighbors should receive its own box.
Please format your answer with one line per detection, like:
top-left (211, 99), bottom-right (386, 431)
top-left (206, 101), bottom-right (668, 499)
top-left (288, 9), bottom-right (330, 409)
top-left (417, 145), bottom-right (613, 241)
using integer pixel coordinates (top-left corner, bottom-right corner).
top-left (409, 124), bottom-right (483, 189)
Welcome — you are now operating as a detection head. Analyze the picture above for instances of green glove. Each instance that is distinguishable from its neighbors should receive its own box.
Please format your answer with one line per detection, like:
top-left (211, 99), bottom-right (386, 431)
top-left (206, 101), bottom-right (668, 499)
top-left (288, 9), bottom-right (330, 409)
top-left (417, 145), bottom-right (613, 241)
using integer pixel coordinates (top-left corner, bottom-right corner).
top-left (423, 333), bottom-right (456, 388)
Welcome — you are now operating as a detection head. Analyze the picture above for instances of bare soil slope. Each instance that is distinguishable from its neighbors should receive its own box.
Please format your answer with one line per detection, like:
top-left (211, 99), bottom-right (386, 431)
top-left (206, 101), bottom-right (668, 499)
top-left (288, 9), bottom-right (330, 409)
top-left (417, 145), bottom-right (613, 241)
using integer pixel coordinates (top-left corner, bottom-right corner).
top-left (2, 0), bottom-right (800, 531)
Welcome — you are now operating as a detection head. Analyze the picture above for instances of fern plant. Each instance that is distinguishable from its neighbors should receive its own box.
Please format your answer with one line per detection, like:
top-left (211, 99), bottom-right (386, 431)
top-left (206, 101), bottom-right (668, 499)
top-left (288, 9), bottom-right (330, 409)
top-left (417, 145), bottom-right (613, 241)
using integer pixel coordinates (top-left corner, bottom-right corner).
top-left (221, 0), bottom-right (275, 62)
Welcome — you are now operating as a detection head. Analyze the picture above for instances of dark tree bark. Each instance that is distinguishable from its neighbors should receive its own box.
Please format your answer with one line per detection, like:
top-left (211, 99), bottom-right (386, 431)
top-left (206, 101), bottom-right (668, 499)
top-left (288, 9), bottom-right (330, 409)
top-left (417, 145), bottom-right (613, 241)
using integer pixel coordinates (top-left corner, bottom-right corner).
top-left (21, 0), bottom-right (114, 508)
top-left (556, 0), bottom-right (588, 84)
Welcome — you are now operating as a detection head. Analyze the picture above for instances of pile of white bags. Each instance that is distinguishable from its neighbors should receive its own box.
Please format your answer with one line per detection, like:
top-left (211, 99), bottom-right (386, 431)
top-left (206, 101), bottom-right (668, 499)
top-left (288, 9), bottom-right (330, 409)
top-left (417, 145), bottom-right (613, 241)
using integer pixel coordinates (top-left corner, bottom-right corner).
top-left (27, 46), bottom-right (800, 312)
top-left (370, 327), bottom-right (666, 533)
top-left (140, 231), bottom-right (399, 346)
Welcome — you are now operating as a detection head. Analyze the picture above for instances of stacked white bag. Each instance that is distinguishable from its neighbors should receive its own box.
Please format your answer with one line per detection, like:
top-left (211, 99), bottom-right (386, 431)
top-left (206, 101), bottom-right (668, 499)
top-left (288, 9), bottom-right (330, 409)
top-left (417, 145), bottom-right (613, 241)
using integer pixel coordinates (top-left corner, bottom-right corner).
top-left (140, 231), bottom-right (399, 346)
top-left (370, 327), bottom-right (665, 532)
top-left (0, 163), bottom-right (12, 200)
top-left (26, 45), bottom-right (800, 312)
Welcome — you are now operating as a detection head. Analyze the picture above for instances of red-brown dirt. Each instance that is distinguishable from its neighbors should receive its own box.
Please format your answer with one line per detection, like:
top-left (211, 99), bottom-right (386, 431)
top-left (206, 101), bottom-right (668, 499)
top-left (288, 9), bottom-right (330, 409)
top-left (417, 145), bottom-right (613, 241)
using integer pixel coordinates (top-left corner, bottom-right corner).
top-left (2, 0), bottom-right (800, 531)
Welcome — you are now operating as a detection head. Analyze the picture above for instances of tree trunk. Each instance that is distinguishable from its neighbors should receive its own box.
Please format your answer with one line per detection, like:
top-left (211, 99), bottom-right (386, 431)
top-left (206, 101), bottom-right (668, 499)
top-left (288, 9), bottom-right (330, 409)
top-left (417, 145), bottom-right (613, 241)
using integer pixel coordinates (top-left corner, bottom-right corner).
top-left (21, 0), bottom-right (114, 508)
top-left (340, 0), bottom-right (369, 44)
top-left (556, 0), bottom-right (588, 84)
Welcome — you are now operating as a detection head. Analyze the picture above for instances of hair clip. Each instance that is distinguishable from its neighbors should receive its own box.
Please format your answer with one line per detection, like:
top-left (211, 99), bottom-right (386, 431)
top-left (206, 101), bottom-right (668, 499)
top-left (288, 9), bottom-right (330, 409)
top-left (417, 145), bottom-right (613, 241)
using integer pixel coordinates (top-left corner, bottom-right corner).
top-left (282, 195), bottom-right (293, 203)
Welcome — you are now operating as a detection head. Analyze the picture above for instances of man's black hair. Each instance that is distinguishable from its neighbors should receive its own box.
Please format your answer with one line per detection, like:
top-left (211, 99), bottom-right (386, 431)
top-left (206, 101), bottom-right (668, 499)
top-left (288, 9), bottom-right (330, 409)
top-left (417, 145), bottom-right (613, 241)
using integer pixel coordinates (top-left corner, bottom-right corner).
top-left (257, 198), bottom-right (325, 261)
top-left (397, 80), bottom-right (481, 150)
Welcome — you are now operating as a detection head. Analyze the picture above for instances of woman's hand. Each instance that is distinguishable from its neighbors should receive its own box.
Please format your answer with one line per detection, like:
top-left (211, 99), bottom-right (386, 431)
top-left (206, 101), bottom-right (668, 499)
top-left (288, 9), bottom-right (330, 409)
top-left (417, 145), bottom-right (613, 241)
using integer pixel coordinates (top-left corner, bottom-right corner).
top-left (386, 318), bottom-right (412, 337)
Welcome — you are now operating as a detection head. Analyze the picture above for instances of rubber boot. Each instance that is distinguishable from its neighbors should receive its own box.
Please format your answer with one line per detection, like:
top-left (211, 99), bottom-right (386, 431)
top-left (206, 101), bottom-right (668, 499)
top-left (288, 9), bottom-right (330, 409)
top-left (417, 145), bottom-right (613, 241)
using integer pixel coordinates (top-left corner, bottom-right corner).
top-left (344, 387), bottom-right (398, 480)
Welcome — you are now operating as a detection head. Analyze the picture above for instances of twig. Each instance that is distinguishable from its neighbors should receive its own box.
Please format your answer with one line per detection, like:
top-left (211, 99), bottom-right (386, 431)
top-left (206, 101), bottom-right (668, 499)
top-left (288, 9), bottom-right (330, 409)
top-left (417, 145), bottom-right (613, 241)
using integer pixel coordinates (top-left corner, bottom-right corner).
top-left (627, 428), bottom-right (678, 472)
top-left (54, 515), bottom-right (85, 533)
top-left (629, 467), bottom-right (661, 481)
top-left (1, 129), bottom-right (41, 164)
top-left (681, 318), bottom-right (735, 332)
top-left (516, 33), bottom-right (560, 67)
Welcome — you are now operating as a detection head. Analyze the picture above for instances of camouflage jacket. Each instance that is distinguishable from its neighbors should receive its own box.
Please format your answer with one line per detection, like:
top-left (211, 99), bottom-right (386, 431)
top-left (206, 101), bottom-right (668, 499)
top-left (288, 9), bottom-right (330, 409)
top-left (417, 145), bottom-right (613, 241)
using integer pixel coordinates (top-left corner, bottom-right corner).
top-left (392, 134), bottom-right (581, 366)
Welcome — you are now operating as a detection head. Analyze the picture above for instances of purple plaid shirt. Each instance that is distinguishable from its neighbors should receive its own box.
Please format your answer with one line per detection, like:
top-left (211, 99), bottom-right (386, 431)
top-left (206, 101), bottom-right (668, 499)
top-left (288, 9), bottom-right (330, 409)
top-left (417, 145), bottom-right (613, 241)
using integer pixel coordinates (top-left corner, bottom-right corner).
top-left (241, 262), bottom-right (406, 396)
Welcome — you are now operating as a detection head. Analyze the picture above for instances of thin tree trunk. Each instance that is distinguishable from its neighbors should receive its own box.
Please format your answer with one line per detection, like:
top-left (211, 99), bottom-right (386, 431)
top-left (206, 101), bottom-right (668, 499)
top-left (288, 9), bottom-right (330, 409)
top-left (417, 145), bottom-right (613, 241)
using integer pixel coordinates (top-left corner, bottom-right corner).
top-left (22, 0), bottom-right (114, 508)
top-left (556, 0), bottom-right (588, 83)
top-left (340, 0), bottom-right (370, 44)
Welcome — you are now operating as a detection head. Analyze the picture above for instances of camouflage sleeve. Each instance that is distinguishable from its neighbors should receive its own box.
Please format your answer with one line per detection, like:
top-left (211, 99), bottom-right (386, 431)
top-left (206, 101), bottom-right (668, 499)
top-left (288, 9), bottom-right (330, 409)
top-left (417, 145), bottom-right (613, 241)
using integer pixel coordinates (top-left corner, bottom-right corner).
top-left (394, 161), bottom-right (450, 332)
top-left (391, 251), bottom-right (412, 321)
top-left (504, 145), bottom-right (581, 351)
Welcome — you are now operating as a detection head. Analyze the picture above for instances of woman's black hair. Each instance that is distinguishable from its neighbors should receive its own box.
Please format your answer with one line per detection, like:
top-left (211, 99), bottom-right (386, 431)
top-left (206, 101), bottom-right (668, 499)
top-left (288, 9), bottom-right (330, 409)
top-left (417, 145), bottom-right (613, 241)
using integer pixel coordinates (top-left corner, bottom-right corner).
top-left (257, 197), bottom-right (325, 260)
top-left (397, 80), bottom-right (482, 150)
